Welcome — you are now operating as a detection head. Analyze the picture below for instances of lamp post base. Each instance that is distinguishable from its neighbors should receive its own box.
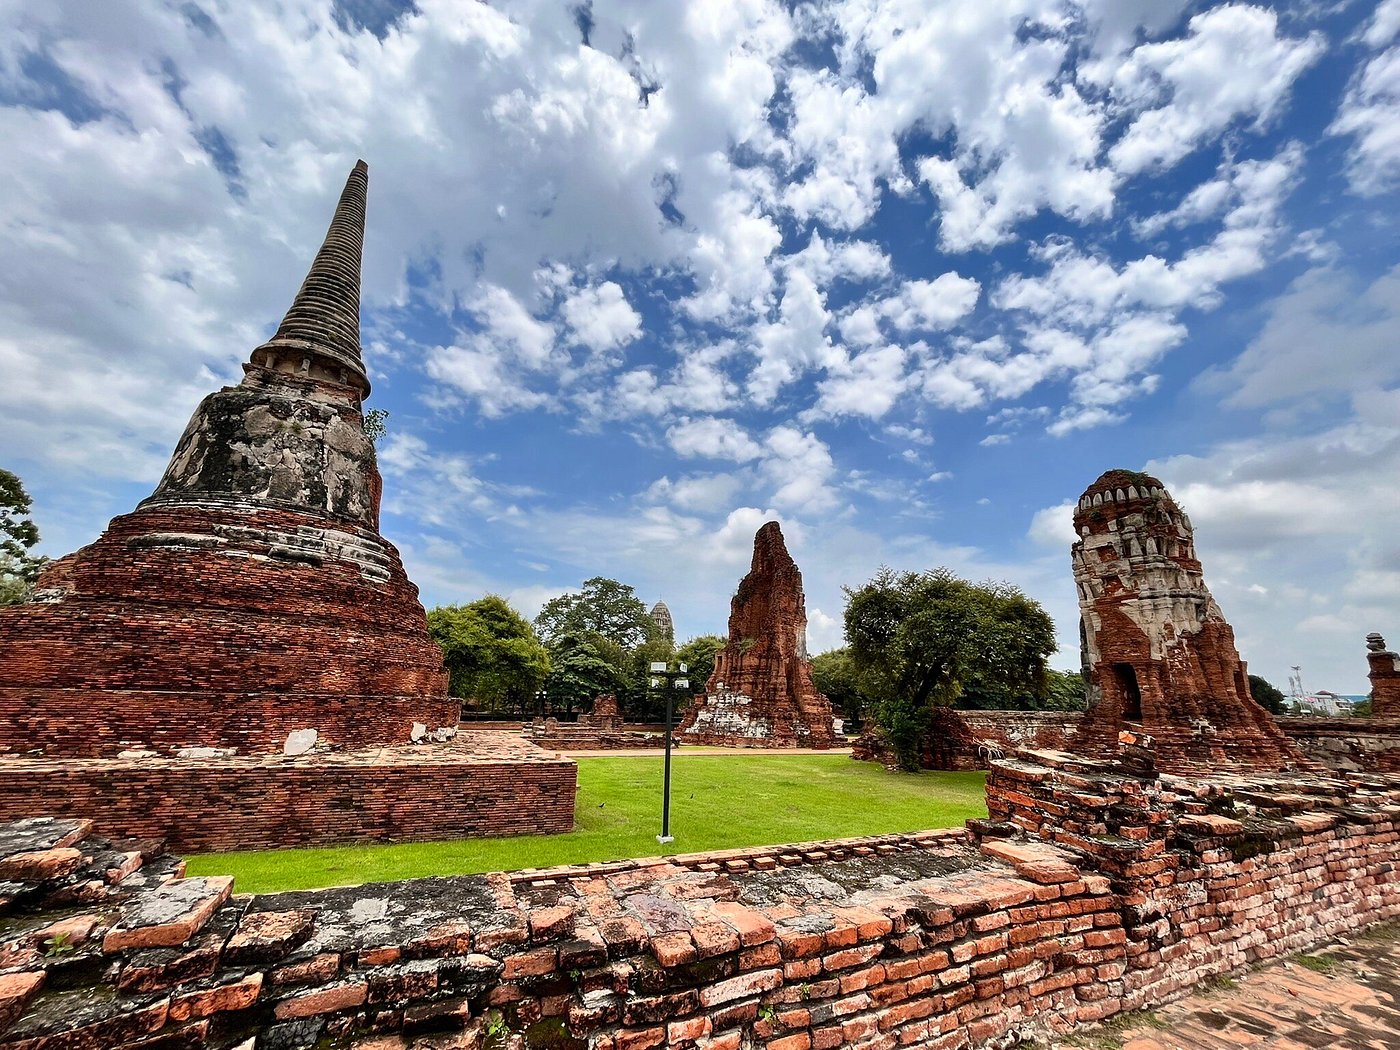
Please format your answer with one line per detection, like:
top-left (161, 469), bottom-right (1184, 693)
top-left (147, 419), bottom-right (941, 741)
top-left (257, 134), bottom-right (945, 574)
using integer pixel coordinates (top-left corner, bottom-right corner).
top-left (656, 834), bottom-right (675, 844)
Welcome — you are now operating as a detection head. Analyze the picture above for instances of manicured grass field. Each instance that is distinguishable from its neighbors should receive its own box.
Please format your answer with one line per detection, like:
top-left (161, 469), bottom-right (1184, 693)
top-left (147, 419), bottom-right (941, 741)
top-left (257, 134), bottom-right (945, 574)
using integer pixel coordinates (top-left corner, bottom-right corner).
top-left (186, 755), bottom-right (986, 893)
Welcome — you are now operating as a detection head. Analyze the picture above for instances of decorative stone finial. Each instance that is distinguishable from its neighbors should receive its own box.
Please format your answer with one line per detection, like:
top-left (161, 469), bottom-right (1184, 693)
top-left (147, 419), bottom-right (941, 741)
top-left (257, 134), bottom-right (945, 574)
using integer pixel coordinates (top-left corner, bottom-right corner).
top-left (1367, 632), bottom-right (1387, 652)
top-left (252, 160), bottom-right (371, 396)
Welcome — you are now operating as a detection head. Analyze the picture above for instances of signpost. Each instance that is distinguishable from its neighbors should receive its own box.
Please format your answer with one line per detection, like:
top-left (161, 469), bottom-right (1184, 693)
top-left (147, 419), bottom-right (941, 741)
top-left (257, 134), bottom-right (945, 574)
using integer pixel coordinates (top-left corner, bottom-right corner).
top-left (650, 661), bottom-right (689, 844)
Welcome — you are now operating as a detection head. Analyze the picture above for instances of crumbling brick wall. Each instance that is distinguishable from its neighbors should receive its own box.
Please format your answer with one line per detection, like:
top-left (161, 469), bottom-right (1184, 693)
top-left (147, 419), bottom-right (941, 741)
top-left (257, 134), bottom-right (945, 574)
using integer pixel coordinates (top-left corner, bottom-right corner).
top-left (2, 747), bottom-right (1395, 1050)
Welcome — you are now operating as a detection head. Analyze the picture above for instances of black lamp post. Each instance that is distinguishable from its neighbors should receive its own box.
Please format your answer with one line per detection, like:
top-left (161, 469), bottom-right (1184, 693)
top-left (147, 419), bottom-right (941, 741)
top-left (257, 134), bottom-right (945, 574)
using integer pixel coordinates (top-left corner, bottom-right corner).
top-left (649, 661), bottom-right (689, 844)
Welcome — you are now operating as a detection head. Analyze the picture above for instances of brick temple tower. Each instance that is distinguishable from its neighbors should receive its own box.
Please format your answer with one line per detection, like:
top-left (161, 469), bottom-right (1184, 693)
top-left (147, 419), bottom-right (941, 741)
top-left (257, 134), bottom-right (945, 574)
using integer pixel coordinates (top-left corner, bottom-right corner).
top-left (680, 521), bottom-right (836, 748)
top-left (1071, 469), bottom-right (1302, 771)
top-left (650, 600), bottom-right (674, 645)
top-left (1367, 633), bottom-right (1400, 717)
top-left (0, 162), bottom-right (457, 756)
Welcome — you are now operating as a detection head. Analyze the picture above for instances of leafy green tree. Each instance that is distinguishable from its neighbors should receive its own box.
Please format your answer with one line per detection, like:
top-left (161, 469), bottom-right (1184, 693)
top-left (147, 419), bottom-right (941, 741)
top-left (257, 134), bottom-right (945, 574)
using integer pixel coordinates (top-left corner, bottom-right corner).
top-left (1, 468), bottom-right (46, 606)
top-left (843, 568), bottom-right (1056, 771)
top-left (534, 577), bottom-right (659, 650)
top-left (1248, 674), bottom-right (1286, 715)
top-left (810, 648), bottom-right (867, 728)
top-left (426, 597), bottom-right (550, 715)
top-left (543, 633), bottom-right (629, 716)
top-left (1043, 669), bottom-right (1089, 712)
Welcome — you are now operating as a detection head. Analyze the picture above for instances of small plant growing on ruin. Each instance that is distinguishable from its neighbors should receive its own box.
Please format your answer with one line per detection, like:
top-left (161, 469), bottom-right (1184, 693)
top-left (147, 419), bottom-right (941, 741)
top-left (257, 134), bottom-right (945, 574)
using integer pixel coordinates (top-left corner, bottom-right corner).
top-left (363, 408), bottom-right (389, 445)
top-left (798, 983), bottom-right (812, 1000)
top-left (1291, 953), bottom-right (1338, 975)
top-left (757, 1004), bottom-right (780, 1027)
top-left (483, 1010), bottom-right (510, 1046)
top-left (42, 932), bottom-right (76, 957)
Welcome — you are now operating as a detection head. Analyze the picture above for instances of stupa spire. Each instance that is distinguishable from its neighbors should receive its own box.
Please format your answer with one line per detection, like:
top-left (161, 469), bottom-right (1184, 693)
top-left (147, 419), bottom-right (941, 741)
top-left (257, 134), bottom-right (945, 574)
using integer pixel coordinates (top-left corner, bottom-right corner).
top-left (252, 160), bottom-right (371, 395)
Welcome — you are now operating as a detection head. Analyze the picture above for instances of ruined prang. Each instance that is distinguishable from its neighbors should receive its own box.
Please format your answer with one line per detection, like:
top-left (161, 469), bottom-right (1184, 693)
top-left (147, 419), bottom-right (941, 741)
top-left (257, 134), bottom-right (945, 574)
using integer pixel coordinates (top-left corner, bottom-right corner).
top-left (650, 600), bottom-right (674, 645)
top-left (0, 162), bottom-right (457, 756)
top-left (1368, 633), bottom-right (1400, 717)
top-left (1071, 469), bottom-right (1302, 771)
top-left (679, 521), bottom-right (836, 748)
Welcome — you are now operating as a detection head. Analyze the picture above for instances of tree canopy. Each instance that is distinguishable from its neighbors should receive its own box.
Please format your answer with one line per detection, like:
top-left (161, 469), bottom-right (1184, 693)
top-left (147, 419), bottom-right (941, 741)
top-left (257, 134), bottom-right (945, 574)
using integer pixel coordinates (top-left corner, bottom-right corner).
top-left (1248, 674), bottom-right (1286, 715)
top-left (543, 633), bottom-right (630, 715)
top-left (0, 468), bottom-right (45, 606)
top-left (810, 648), bottom-right (866, 727)
top-left (426, 597), bottom-right (550, 714)
top-left (534, 577), bottom-right (659, 650)
top-left (843, 567), bottom-right (1056, 770)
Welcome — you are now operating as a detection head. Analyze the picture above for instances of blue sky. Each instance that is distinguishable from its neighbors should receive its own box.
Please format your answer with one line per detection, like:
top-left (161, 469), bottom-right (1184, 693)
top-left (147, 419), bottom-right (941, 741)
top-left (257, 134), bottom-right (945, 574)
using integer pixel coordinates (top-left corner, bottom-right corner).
top-left (3, 0), bottom-right (1398, 693)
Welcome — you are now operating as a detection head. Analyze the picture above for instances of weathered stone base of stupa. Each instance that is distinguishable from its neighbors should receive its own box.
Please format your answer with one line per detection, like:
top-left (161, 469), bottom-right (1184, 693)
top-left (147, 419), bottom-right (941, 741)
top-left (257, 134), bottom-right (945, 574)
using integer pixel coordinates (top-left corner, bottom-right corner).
top-left (679, 687), bottom-right (835, 748)
top-left (0, 734), bottom-right (576, 852)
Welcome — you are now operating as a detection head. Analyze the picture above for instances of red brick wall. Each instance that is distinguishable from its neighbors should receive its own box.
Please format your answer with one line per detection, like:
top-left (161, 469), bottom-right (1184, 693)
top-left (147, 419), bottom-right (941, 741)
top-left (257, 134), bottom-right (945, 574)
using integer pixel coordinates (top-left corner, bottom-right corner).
top-left (0, 747), bottom-right (576, 852)
top-left (853, 709), bottom-right (1084, 769)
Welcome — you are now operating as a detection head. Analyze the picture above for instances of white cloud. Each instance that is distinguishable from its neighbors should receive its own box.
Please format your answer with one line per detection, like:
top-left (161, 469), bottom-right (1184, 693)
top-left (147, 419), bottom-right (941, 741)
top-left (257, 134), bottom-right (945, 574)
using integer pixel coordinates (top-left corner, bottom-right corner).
top-left (666, 416), bottom-right (763, 462)
top-left (1331, 43), bottom-right (1400, 195)
top-left (1107, 6), bottom-right (1324, 175)
top-left (811, 343), bottom-right (907, 421)
top-left (561, 281), bottom-right (642, 353)
top-left (1197, 265), bottom-right (1400, 408)
top-left (879, 273), bottom-right (981, 331)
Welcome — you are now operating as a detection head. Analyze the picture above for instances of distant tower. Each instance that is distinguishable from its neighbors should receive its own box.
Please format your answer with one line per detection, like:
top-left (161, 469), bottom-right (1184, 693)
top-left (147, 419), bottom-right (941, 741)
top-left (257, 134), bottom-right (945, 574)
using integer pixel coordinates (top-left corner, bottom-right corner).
top-left (650, 600), bottom-right (674, 645)
top-left (1072, 469), bottom-right (1302, 771)
top-left (1366, 633), bottom-right (1400, 717)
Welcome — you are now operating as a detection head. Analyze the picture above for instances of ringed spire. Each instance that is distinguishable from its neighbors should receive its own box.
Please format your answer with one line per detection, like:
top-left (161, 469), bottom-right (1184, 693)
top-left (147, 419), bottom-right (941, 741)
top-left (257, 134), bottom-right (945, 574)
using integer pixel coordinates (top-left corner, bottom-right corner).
top-left (251, 160), bottom-right (371, 396)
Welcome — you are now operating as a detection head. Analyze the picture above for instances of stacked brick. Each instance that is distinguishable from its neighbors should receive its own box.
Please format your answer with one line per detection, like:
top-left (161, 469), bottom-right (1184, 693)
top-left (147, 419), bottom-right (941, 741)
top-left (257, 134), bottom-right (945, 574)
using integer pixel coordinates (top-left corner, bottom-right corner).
top-left (3, 742), bottom-right (1396, 1050)
top-left (0, 737), bottom-right (577, 852)
top-left (1071, 470), bottom-right (1301, 771)
top-left (853, 709), bottom-right (1084, 770)
top-left (681, 522), bottom-right (836, 749)
top-left (1368, 632), bottom-right (1400, 717)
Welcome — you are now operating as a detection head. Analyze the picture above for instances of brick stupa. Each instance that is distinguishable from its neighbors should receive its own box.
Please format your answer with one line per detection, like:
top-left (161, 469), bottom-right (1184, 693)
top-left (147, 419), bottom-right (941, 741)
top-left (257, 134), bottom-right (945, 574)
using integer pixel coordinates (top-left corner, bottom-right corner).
top-left (680, 522), bottom-right (836, 748)
top-left (1071, 469), bottom-right (1303, 771)
top-left (0, 162), bottom-right (458, 756)
top-left (1368, 633), bottom-right (1400, 717)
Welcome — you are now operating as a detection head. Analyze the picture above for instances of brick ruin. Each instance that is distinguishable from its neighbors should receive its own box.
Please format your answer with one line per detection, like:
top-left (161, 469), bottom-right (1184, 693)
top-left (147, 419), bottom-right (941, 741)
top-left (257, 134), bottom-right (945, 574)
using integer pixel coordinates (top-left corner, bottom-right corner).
top-left (1, 734), bottom-right (1395, 1050)
top-left (1368, 632), bottom-right (1400, 717)
top-left (0, 162), bottom-right (575, 848)
top-left (1071, 470), bottom-right (1302, 771)
top-left (522, 696), bottom-right (672, 751)
top-left (679, 522), bottom-right (836, 748)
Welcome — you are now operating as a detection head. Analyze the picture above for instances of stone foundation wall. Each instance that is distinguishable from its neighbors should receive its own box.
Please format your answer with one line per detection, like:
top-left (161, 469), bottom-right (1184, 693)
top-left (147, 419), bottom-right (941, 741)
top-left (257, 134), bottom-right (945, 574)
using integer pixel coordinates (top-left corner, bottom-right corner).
top-left (1276, 716), bottom-right (1400, 772)
top-left (1, 750), bottom-right (1395, 1050)
top-left (0, 501), bottom-right (451, 757)
top-left (0, 741), bottom-right (577, 853)
top-left (854, 708), bottom-right (1400, 774)
top-left (853, 709), bottom-right (1084, 769)
top-left (0, 689), bottom-right (461, 758)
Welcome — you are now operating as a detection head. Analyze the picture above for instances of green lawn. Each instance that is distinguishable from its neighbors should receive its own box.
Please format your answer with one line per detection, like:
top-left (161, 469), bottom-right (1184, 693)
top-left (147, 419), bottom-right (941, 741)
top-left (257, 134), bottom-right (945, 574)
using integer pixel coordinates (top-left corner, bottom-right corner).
top-left (186, 755), bottom-right (986, 893)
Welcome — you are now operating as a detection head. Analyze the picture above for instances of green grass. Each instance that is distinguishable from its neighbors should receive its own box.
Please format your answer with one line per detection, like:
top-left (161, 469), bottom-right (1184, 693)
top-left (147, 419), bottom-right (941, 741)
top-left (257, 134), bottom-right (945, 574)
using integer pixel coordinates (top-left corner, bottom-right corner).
top-left (186, 756), bottom-right (987, 893)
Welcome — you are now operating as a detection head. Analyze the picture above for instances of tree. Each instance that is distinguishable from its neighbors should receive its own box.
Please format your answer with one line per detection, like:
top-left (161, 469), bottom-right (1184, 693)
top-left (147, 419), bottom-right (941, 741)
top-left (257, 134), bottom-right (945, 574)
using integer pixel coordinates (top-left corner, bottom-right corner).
top-left (1043, 669), bottom-right (1089, 712)
top-left (426, 597), bottom-right (550, 715)
top-left (534, 577), bottom-right (659, 650)
top-left (1248, 674), bottom-right (1287, 715)
top-left (810, 648), bottom-right (867, 729)
top-left (543, 633), bottom-right (629, 716)
top-left (1, 468), bottom-right (46, 606)
top-left (843, 568), bottom-right (1056, 771)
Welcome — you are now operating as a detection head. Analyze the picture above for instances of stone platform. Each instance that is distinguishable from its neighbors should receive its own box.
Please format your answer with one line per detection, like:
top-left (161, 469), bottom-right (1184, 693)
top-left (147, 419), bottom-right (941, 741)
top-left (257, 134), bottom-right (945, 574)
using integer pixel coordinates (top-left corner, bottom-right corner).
top-left (0, 734), bottom-right (576, 852)
top-left (0, 744), bottom-right (1395, 1049)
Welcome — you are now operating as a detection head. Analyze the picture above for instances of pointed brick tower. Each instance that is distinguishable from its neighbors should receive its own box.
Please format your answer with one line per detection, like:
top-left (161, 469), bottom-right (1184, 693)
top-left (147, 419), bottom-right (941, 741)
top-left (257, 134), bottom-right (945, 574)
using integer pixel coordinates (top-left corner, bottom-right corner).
top-left (1071, 469), bottom-right (1303, 771)
top-left (680, 522), bottom-right (837, 748)
top-left (0, 162), bottom-right (457, 756)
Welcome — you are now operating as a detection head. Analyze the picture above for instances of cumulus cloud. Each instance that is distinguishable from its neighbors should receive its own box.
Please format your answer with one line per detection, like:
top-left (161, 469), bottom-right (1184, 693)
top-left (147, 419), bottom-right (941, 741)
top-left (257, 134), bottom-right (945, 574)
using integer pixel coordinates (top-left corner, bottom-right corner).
top-left (1330, 13), bottom-right (1400, 196)
top-left (1107, 6), bottom-right (1324, 175)
top-left (561, 281), bottom-right (642, 353)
